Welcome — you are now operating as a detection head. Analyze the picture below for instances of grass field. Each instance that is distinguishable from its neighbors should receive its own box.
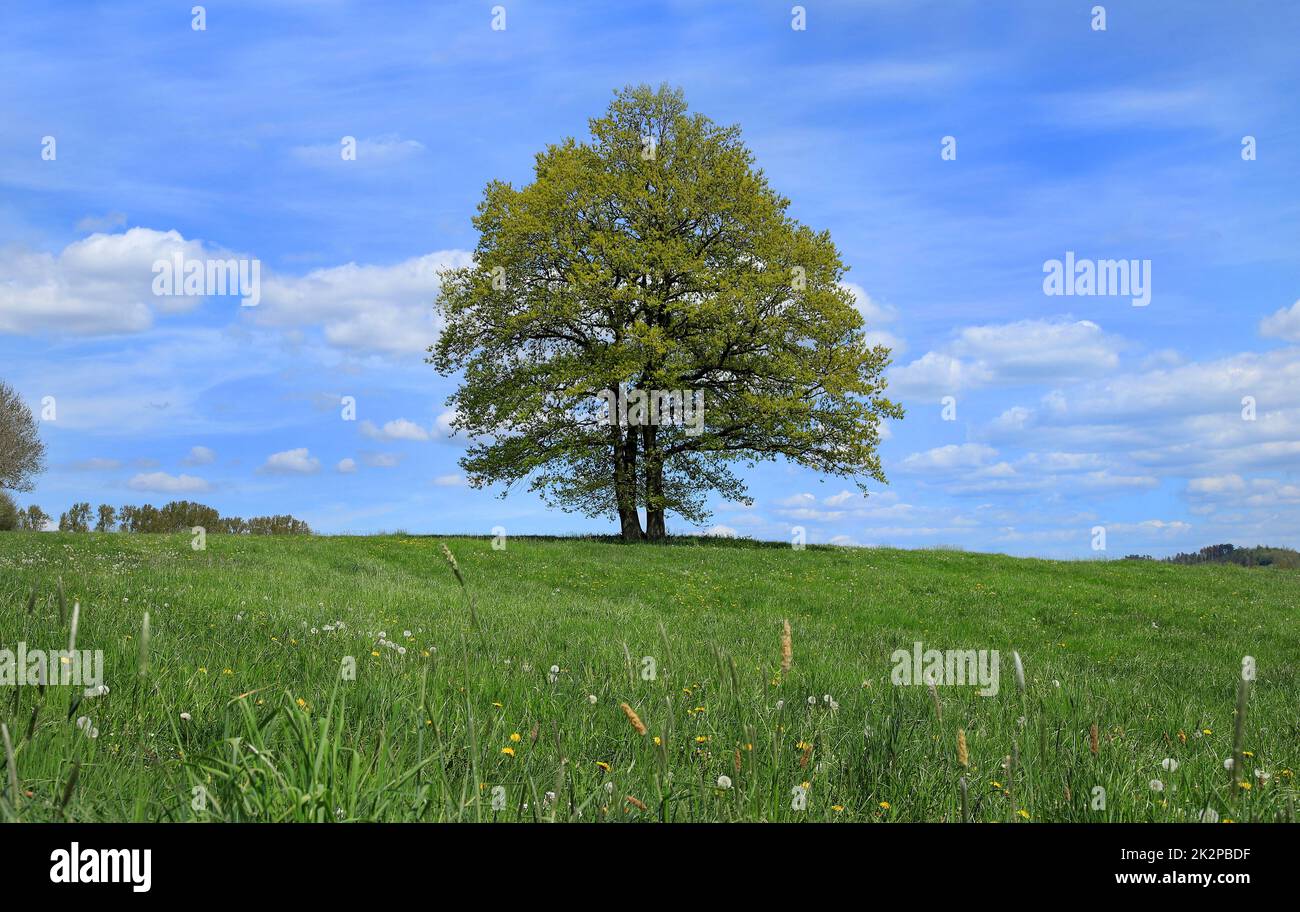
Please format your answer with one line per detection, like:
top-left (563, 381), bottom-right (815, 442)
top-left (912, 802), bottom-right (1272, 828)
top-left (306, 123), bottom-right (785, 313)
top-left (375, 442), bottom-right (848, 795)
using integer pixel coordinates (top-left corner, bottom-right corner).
top-left (0, 532), bottom-right (1296, 823)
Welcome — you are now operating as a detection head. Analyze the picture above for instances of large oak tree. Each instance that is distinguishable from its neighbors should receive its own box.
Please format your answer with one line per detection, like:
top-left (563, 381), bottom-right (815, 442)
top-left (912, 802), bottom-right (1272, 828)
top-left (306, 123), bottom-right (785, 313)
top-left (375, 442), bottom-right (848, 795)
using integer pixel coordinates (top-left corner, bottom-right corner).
top-left (431, 85), bottom-right (901, 541)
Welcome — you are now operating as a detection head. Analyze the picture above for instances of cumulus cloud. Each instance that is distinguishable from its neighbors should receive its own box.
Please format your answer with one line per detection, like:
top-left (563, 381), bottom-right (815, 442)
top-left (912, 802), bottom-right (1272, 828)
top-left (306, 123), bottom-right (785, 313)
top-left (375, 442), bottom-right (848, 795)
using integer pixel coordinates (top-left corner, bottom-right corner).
top-left (900, 443), bottom-right (998, 472)
top-left (183, 445), bottom-right (216, 466)
top-left (890, 319), bottom-right (1121, 398)
top-left (260, 448), bottom-right (321, 474)
top-left (843, 282), bottom-right (904, 352)
top-left (1260, 299), bottom-right (1300, 342)
top-left (336, 458), bottom-right (357, 474)
top-left (0, 228), bottom-right (237, 335)
top-left (127, 471), bottom-right (210, 493)
top-left (1187, 474), bottom-right (1246, 495)
top-left (777, 493), bottom-right (816, 507)
top-left (0, 223), bottom-right (472, 360)
top-left (253, 250), bottom-right (472, 356)
top-left (360, 418), bottom-right (431, 441)
top-left (433, 473), bottom-right (466, 486)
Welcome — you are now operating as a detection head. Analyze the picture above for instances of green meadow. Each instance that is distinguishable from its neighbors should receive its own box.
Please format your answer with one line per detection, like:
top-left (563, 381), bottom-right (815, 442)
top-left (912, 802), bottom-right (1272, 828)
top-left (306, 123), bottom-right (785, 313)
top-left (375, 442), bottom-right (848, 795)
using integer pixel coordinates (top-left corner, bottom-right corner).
top-left (0, 532), bottom-right (1296, 822)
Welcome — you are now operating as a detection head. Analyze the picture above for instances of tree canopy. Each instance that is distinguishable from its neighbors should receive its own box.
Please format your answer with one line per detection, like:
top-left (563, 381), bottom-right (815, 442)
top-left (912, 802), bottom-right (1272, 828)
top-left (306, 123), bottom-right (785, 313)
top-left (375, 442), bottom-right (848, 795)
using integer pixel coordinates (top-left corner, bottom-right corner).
top-left (431, 85), bottom-right (901, 541)
top-left (0, 380), bottom-right (45, 493)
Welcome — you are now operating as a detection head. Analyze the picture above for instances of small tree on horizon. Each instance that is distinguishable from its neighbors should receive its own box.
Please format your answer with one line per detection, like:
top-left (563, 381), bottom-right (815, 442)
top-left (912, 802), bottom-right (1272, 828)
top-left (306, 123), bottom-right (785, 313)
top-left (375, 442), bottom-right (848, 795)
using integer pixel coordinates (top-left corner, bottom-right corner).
top-left (59, 502), bottom-right (92, 533)
top-left (431, 85), bottom-right (901, 541)
top-left (95, 504), bottom-right (117, 532)
top-left (20, 504), bottom-right (50, 531)
top-left (0, 491), bottom-right (17, 531)
top-left (0, 380), bottom-right (46, 494)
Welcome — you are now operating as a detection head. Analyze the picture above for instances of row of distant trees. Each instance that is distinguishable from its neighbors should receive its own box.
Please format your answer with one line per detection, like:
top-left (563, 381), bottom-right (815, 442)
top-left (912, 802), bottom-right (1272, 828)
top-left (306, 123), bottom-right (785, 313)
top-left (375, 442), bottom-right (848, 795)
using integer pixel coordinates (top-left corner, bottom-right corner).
top-left (1124, 543), bottom-right (1300, 569)
top-left (0, 497), bottom-right (311, 535)
top-left (4, 380), bottom-right (312, 536)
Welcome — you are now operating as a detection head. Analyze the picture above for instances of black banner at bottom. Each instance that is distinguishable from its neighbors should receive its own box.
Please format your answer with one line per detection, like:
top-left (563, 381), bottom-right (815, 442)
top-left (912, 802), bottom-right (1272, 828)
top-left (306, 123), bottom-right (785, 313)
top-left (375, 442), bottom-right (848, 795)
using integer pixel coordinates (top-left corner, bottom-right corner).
top-left (0, 823), bottom-right (1271, 897)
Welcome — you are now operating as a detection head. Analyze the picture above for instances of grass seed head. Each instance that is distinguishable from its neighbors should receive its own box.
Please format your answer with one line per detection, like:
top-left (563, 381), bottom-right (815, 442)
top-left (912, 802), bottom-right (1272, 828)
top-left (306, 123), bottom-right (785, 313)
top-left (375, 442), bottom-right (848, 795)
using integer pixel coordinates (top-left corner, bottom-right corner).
top-left (957, 728), bottom-right (969, 768)
top-left (780, 619), bottom-right (792, 675)
top-left (620, 702), bottom-right (647, 736)
top-left (440, 543), bottom-right (464, 586)
top-left (139, 611), bottom-right (151, 678)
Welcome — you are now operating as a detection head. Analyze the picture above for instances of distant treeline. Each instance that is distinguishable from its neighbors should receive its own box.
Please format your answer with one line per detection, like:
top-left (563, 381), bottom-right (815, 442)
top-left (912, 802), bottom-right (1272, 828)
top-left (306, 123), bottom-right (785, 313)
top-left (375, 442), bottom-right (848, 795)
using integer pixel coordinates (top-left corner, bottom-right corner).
top-left (1124, 543), bottom-right (1300, 569)
top-left (0, 496), bottom-right (310, 535)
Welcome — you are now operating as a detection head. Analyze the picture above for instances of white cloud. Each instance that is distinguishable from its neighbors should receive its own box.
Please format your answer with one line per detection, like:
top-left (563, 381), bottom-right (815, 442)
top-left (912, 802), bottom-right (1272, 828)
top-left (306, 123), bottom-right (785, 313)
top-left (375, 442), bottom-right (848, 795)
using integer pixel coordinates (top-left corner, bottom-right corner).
top-left (291, 134), bottom-right (426, 168)
top-left (1260, 299), bottom-right (1300, 342)
top-left (127, 471), bottom-right (210, 493)
top-left (360, 418), bottom-right (431, 441)
top-left (777, 493), bottom-right (816, 507)
top-left (0, 228), bottom-right (232, 335)
top-left (891, 319), bottom-right (1121, 398)
top-left (433, 409), bottom-right (460, 439)
top-left (889, 351), bottom-right (980, 399)
top-left (254, 250), bottom-right (472, 356)
top-left (842, 282), bottom-right (904, 353)
top-left (433, 473), bottom-right (466, 487)
top-left (362, 452), bottom-right (401, 468)
top-left (702, 525), bottom-right (737, 538)
top-left (260, 448), bottom-right (320, 474)
top-left (1187, 474), bottom-right (1246, 495)
top-left (337, 458), bottom-right (357, 474)
top-left (0, 223), bottom-right (473, 358)
top-left (777, 507), bottom-right (847, 522)
top-left (900, 443), bottom-right (998, 472)
top-left (183, 445), bottom-right (216, 466)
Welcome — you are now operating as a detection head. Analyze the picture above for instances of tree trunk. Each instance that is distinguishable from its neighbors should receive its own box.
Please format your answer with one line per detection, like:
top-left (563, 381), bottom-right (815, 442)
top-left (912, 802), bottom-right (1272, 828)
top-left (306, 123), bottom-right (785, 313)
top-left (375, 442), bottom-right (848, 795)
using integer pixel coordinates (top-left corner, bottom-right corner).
top-left (642, 425), bottom-right (667, 541)
top-left (613, 427), bottom-right (643, 541)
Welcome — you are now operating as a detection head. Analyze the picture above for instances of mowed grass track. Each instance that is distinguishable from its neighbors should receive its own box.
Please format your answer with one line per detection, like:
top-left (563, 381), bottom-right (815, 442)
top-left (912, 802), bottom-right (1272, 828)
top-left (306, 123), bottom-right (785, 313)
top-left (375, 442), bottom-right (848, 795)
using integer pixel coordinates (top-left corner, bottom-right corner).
top-left (0, 532), bottom-right (1296, 823)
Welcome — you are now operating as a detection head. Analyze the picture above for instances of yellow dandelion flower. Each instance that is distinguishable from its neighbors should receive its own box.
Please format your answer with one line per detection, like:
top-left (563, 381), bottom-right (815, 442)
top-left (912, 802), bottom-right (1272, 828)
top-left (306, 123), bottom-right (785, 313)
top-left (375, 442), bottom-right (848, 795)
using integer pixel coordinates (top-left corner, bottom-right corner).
top-left (1017, 809), bottom-right (1030, 819)
top-left (371, 650), bottom-right (380, 657)
top-left (831, 805), bottom-right (844, 813)
top-left (509, 732), bottom-right (521, 743)
top-left (695, 735), bottom-right (709, 743)
top-left (595, 761), bottom-right (611, 773)
top-left (652, 736), bottom-right (662, 746)
top-left (878, 801), bottom-right (889, 810)
top-left (501, 746), bottom-right (515, 757)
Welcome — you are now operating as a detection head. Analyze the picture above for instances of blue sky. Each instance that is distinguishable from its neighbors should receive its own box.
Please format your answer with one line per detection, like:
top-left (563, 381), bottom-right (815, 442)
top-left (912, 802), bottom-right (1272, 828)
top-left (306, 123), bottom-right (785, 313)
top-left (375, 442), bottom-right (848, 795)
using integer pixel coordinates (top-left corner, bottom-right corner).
top-left (2, 0), bottom-right (1298, 557)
